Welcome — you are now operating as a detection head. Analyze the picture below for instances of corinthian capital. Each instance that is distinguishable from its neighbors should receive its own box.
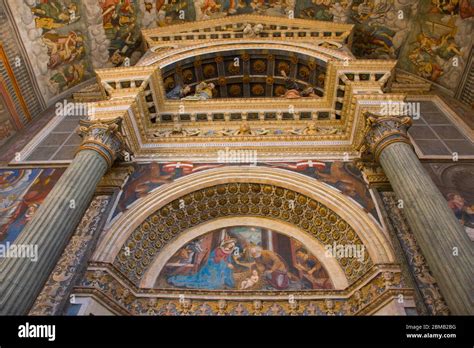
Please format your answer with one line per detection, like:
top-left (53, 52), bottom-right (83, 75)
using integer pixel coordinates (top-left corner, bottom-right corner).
top-left (357, 112), bottom-right (413, 162)
top-left (77, 118), bottom-right (130, 168)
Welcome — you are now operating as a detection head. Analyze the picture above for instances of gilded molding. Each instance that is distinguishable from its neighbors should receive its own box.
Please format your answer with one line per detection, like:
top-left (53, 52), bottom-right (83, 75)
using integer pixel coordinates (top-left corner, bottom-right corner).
top-left (73, 263), bottom-right (412, 316)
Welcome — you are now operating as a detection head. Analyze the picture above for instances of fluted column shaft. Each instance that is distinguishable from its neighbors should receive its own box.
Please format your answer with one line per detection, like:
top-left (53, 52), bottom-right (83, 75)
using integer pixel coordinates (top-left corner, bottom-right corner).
top-left (359, 113), bottom-right (474, 315)
top-left (379, 142), bottom-right (473, 314)
top-left (0, 118), bottom-right (127, 315)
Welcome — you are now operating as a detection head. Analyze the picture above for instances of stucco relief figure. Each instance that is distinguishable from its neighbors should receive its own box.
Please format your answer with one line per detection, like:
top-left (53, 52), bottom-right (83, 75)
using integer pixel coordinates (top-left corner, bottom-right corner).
top-left (280, 70), bottom-right (317, 98)
top-left (234, 122), bottom-right (253, 135)
top-left (289, 123), bottom-right (338, 135)
top-left (181, 82), bottom-right (216, 100)
top-left (217, 123), bottom-right (270, 136)
top-left (229, 23), bottom-right (265, 38)
top-left (153, 125), bottom-right (201, 137)
top-left (165, 84), bottom-right (191, 99)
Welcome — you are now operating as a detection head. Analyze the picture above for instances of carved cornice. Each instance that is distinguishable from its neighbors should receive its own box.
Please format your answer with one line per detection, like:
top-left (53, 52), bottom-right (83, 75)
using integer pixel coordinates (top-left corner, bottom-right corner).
top-left (142, 15), bottom-right (354, 49)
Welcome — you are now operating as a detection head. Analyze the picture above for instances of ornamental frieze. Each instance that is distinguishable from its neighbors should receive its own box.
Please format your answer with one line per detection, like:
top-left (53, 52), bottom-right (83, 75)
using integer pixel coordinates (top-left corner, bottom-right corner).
top-left (75, 265), bottom-right (411, 316)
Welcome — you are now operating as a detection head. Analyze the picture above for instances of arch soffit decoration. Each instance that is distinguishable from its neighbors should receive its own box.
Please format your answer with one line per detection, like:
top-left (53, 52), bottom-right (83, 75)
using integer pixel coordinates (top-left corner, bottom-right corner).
top-left (94, 167), bottom-right (394, 289)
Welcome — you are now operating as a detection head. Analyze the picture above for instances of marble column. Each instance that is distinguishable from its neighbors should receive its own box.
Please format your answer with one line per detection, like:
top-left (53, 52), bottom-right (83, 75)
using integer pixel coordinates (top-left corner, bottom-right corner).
top-left (0, 118), bottom-right (127, 315)
top-left (359, 113), bottom-right (474, 315)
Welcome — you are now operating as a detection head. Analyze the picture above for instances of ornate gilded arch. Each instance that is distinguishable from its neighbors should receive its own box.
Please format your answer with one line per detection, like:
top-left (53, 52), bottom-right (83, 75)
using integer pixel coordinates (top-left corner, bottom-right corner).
top-left (79, 166), bottom-right (412, 315)
top-left (93, 166), bottom-right (395, 284)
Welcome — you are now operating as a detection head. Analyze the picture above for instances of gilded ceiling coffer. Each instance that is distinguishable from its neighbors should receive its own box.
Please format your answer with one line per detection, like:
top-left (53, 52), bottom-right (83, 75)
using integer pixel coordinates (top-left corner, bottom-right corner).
top-left (0, 119), bottom-right (128, 315)
top-left (358, 112), bottom-right (474, 315)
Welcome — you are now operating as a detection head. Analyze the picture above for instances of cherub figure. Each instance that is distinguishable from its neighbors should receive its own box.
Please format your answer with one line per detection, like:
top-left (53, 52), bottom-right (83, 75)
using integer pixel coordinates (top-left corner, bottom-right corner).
top-left (234, 122), bottom-right (253, 136)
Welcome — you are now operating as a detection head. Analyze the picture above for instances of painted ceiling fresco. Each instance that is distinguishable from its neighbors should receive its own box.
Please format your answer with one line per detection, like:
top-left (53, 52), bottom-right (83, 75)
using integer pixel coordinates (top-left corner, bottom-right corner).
top-left (5, 0), bottom-right (473, 104)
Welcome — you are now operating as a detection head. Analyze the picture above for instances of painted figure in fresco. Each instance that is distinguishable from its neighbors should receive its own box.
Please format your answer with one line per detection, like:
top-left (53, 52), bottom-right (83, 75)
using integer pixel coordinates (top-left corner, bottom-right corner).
top-left (408, 30), bottom-right (462, 82)
top-left (312, 162), bottom-right (376, 214)
top-left (32, 1), bottom-right (80, 30)
top-left (167, 239), bottom-right (204, 265)
top-left (42, 31), bottom-right (85, 69)
top-left (249, 245), bottom-right (290, 290)
top-left (49, 63), bottom-right (85, 93)
top-left (116, 163), bottom-right (172, 214)
top-left (167, 238), bottom-right (237, 289)
top-left (328, 0), bottom-right (352, 23)
top-left (196, 0), bottom-right (221, 20)
top-left (109, 22), bottom-right (141, 66)
top-left (299, 0), bottom-right (333, 21)
top-left (353, 24), bottom-right (396, 59)
top-left (430, 0), bottom-right (460, 15)
top-left (181, 82), bottom-right (215, 100)
top-left (101, 0), bottom-right (135, 30)
top-left (446, 193), bottom-right (474, 239)
top-left (0, 169), bottom-right (62, 244)
top-left (460, 0), bottom-right (474, 18)
top-left (294, 248), bottom-right (331, 288)
top-left (240, 269), bottom-right (260, 289)
top-left (222, 0), bottom-right (239, 14)
top-left (49, 63), bottom-right (86, 93)
top-left (166, 84), bottom-right (191, 99)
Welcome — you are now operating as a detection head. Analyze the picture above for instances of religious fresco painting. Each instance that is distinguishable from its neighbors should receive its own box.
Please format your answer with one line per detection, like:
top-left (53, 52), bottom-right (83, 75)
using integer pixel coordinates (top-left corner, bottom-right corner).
top-left (100, 0), bottom-right (142, 67)
top-left (398, 0), bottom-right (473, 90)
top-left (0, 168), bottom-right (64, 245)
top-left (8, 0), bottom-right (93, 102)
top-left (6, 0), bottom-right (471, 105)
top-left (111, 161), bottom-right (378, 221)
top-left (263, 161), bottom-right (378, 218)
top-left (155, 226), bottom-right (334, 290)
top-left (28, 0), bottom-right (92, 94)
top-left (424, 163), bottom-right (474, 241)
top-left (111, 161), bottom-right (212, 219)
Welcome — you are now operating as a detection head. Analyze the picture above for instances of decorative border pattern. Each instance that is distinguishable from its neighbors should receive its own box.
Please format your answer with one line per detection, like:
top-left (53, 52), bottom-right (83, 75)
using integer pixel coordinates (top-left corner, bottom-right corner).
top-left (380, 192), bottom-right (450, 315)
top-left (74, 263), bottom-right (411, 316)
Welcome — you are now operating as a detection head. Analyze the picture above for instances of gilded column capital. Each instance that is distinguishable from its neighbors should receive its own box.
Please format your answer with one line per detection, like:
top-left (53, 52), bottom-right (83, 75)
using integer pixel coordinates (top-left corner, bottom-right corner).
top-left (357, 112), bottom-right (413, 162)
top-left (77, 118), bottom-right (131, 168)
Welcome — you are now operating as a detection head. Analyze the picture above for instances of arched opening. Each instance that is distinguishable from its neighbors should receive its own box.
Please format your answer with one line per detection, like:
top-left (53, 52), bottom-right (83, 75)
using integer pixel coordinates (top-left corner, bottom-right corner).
top-left (93, 166), bottom-right (394, 289)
